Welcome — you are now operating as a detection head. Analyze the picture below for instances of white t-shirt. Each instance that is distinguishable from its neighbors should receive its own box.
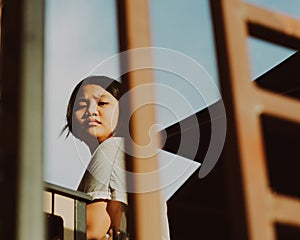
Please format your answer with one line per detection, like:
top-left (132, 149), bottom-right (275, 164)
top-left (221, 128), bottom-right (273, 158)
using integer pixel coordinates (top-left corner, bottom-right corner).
top-left (77, 137), bottom-right (127, 204)
top-left (77, 137), bottom-right (170, 239)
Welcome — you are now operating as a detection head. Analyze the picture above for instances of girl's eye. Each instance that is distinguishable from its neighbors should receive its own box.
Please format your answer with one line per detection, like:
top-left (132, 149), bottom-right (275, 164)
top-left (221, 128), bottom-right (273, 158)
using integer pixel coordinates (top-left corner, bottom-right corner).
top-left (74, 101), bottom-right (87, 110)
top-left (98, 101), bottom-right (108, 106)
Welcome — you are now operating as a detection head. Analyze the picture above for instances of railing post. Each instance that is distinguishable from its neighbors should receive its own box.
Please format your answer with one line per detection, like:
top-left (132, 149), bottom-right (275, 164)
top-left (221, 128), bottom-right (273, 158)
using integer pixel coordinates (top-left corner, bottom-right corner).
top-left (74, 200), bottom-right (87, 240)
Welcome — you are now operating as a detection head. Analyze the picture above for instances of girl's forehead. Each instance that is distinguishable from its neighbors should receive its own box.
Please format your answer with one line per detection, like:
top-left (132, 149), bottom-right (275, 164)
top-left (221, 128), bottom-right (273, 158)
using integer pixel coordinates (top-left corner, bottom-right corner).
top-left (76, 84), bottom-right (118, 102)
top-left (80, 84), bottom-right (105, 94)
top-left (77, 84), bottom-right (117, 100)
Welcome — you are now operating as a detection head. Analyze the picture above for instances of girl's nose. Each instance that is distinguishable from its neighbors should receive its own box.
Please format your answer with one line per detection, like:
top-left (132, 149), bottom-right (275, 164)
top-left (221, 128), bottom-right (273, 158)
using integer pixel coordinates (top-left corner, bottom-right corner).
top-left (87, 102), bottom-right (99, 116)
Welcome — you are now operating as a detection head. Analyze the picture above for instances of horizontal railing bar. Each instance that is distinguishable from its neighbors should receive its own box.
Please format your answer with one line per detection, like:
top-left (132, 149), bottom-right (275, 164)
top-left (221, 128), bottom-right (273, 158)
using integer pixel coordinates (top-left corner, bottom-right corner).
top-left (44, 182), bottom-right (92, 203)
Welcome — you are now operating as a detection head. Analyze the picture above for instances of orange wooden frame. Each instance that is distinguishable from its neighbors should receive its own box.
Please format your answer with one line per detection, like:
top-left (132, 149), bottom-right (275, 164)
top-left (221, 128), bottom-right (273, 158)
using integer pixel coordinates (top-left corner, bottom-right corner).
top-left (211, 0), bottom-right (300, 239)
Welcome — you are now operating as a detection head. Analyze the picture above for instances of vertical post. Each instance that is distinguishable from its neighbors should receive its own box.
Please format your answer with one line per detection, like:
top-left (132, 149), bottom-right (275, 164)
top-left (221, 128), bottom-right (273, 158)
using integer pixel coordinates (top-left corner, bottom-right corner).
top-left (216, 1), bottom-right (272, 239)
top-left (51, 193), bottom-right (55, 214)
top-left (17, 0), bottom-right (45, 239)
top-left (0, 0), bottom-right (44, 239)
top-left (0, 0), bottom-right (3, 52)
top-left (74, 200), bottom-right (87, 240)
top-left (117, 0), bottom-right (163, 239)
top-left (0, 0), bottom-right (23, 238)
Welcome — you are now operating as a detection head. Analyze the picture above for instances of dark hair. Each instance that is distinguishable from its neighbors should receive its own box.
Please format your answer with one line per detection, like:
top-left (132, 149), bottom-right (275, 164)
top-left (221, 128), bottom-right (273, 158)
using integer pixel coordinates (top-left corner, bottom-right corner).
top-left (62, 75), bottom-right (123, 137)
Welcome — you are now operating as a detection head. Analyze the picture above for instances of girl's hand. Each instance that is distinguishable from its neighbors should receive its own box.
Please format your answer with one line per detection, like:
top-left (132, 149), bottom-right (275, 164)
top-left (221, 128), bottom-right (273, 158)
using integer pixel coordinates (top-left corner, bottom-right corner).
top-left (107, 228), bottom-right (113, 240)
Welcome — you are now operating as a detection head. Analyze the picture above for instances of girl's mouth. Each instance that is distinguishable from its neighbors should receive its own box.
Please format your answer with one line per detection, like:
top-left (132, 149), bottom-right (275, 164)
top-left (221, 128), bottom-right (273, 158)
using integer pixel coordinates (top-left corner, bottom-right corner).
top-left (84, 117), bottom-right (101, 127)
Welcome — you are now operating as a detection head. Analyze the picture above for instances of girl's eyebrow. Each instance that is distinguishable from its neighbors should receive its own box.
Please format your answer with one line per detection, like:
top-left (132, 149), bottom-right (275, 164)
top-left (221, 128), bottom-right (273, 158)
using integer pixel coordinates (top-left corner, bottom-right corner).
top-left (76, 97), bottom-right (87, 101)
top-left (97, 93), bottom-right (112, 99)
top-left (76, 93), bottom-right (112, 101)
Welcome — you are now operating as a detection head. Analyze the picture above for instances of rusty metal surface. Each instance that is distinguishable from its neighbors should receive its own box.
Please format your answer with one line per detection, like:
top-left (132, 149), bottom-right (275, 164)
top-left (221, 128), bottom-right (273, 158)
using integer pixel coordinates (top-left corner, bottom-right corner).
top-left (211, 0), bottom-right (300, 239)
top-left (117, 1), bottom-right (163, 239)
top-left (272, 193), bottom-right (300, 227)
top-left (245, 3), bottom-right (300, 49)
top-left (255, 86), bottom-right (300, 124)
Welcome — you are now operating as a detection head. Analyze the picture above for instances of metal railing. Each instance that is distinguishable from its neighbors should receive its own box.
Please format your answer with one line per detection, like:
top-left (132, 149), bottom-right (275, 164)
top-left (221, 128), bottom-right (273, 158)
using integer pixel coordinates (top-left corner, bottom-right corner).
top-left (44, 182), bottom-right (92, 240)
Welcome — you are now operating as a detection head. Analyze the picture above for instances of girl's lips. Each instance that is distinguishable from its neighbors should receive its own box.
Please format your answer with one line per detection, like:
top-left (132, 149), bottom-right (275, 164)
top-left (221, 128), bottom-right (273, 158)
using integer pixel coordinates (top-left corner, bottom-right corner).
top-left (87, 121), bottom-right (100, 126)
top-left (84, 117), bottom-right (101, 127)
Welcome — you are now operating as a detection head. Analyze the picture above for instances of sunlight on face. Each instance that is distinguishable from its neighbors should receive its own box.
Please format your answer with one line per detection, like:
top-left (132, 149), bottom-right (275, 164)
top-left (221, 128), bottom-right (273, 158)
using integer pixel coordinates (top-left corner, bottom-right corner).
top-left (72, 84), bottom-right (119, 144)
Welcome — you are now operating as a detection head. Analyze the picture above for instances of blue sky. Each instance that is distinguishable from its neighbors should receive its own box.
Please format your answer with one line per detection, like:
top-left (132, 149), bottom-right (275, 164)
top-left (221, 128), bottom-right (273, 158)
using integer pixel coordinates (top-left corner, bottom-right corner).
top-left (44, 0), bottom-right (299, 190)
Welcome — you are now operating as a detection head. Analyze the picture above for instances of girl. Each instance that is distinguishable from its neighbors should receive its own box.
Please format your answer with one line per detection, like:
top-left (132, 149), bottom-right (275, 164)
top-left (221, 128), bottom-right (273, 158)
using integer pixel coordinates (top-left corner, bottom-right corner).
top-left (63, 76), bottom-right (128, 240)
top-left (63, 75), bottom-right (170, 240)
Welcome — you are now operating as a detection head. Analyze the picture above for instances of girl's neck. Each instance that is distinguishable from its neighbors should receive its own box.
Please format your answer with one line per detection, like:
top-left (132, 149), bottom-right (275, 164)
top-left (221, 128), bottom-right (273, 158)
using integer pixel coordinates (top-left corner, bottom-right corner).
top-left (86, 135), bottom-right (115, 154)
top-left (86, 139), bottom-right (100, 154)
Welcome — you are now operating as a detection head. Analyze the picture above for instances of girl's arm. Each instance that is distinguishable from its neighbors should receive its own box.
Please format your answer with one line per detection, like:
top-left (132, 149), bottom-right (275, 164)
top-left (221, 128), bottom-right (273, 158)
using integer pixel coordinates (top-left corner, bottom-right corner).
top-left (86, 200), bottom-right (111, 240)
top-left (106, 200), bottom-right (126, 234)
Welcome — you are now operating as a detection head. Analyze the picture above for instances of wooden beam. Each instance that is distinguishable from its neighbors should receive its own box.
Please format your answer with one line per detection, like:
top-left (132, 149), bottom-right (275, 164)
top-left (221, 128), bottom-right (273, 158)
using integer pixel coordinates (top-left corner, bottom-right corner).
top-left (245, 3), bottom-right (300, 49)
top-left (271, 193), bottom-right (300, 227)
top-left (255, 86), bottom-right (300, 124)
top-left (117, 1), bottom-right (163, 239)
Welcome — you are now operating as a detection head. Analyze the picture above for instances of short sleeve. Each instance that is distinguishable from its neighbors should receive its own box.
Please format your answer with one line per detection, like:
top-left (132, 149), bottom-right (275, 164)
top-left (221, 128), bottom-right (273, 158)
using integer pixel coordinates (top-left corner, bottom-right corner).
top-left (77, 137), bottom-right (127, 205)
top-left (110, 141), bottom-right (127, 204)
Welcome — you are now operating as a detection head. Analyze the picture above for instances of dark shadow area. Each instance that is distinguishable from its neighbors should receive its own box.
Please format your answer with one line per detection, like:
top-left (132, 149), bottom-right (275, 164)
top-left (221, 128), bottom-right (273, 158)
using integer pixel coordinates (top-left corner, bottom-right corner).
top-left (45, 213), bottom-right (64, 240)
top-left (261, 114), bottom-right (300, 198)
top-left (257, 50), bottom-right (300, 199)
top-left (163, 49), bottom-right (300, 239)
top-left (166, 160), bottom-right (230, 240)
top-left (162, 100), bottom-right (212, 163)
top-left (162, 100), bottom-right (231, 240)
top-left (255, 51), bottom-right (300, 99)
top-left (276, 223), bottom-right (300, 240)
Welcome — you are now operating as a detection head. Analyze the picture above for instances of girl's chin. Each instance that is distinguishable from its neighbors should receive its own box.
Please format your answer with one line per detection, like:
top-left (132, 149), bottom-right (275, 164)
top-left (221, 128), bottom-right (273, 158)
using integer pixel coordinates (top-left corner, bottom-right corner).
top-left (76, 132), bottom-right (98, 142)
top-left (75, 129), bottom-right (114, 143)
top-left (80, 133), bottom-right (111, 144)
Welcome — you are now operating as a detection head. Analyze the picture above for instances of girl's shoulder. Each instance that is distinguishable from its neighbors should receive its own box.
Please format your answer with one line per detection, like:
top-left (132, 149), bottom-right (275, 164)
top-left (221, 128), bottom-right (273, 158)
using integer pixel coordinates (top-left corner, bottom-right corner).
top-left (92, 137), bottom-right (125, 158)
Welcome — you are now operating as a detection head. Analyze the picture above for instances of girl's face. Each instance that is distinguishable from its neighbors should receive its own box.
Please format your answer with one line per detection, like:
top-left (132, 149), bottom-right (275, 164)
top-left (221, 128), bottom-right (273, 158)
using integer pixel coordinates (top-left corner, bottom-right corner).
top-left (72, 84), bottom-right (119, 144)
